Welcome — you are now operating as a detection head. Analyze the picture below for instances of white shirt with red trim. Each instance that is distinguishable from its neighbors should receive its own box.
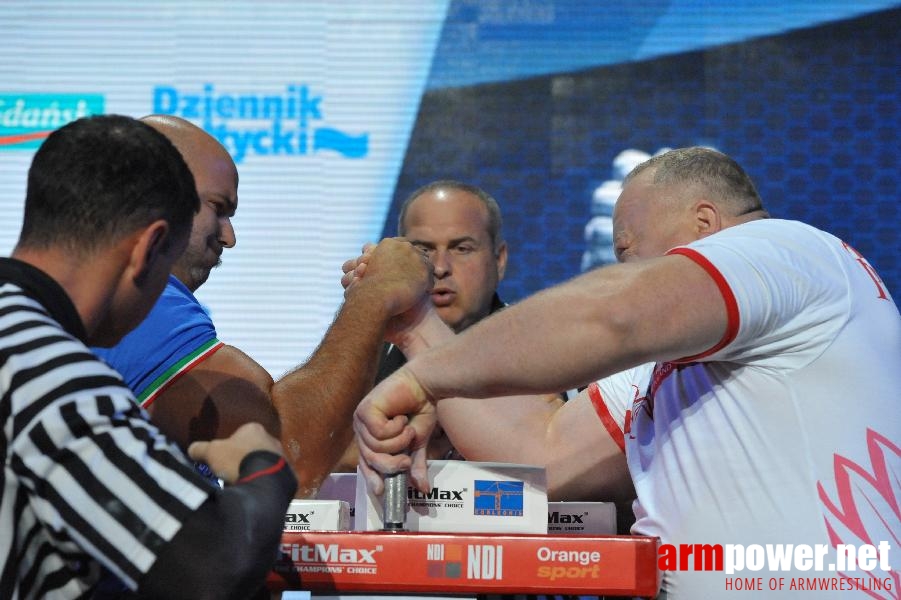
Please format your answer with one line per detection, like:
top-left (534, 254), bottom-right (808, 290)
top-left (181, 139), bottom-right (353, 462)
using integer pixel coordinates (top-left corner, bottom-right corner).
top-left (587, 364), bottom-right (653, 453)
top-left (626, 219), bottom-right (900, 597)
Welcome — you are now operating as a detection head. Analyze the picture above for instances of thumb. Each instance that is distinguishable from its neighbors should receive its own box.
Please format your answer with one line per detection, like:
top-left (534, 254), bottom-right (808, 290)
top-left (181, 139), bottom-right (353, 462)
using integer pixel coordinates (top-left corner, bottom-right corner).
top-left (187, 440), bottom-right (210, 462)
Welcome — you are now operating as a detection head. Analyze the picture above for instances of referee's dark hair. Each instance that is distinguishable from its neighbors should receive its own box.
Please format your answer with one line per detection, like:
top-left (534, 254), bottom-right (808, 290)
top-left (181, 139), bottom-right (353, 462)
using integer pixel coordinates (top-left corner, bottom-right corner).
top-left (17, 114), bottom-right (200, 256)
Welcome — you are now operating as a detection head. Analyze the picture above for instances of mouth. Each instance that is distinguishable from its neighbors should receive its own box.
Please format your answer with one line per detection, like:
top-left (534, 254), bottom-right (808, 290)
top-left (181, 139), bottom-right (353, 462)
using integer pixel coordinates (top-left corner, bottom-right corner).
top-left (210, 246), bottom-right (223, 268)
top-left (430, 288), bottom-right (455, 307)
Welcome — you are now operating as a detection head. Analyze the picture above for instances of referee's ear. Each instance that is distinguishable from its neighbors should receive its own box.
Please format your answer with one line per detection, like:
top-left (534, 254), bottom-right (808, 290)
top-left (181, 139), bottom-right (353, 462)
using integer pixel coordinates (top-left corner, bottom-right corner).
top-left (130, 220), bottom-right (172, 287)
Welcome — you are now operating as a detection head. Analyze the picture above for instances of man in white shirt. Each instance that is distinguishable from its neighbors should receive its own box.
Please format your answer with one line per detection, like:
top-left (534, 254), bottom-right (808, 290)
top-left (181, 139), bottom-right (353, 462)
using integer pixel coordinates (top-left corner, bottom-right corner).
top-left (353, 147), bottom-right (900, 597)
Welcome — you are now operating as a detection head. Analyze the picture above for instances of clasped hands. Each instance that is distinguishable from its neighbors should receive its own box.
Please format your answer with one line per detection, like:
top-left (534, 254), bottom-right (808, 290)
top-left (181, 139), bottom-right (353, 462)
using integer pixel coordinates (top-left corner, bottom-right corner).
top-left (341, 238), bottom-right (447, 494)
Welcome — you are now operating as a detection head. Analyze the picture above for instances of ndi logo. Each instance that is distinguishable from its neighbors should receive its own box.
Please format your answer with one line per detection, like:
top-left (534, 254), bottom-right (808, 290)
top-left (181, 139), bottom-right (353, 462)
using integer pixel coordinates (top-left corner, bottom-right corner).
top-left (473, 480), bottom-right (524, 516)
top-left (0, 94), bottom-right (104, 149)
top-left (152, 83), bottom-right (368, 163)
top-left (426, 543), bottom-right (464, 579)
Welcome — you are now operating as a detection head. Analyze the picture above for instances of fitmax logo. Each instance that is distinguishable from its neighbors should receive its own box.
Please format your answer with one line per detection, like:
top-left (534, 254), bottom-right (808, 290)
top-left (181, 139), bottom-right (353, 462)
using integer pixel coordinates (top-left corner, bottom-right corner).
top-left (409, 487), bottom-right (465, 501)
top-left (152, 83), bottom-right (368, 163)
top-left (284, 512), bottom-right (312, 524)
top-left (548, 511), bottom-right (585, 524)
top-left (0, 94), bottom-right (104, 149)
top-left (282, 543), bottom-right (380, 564)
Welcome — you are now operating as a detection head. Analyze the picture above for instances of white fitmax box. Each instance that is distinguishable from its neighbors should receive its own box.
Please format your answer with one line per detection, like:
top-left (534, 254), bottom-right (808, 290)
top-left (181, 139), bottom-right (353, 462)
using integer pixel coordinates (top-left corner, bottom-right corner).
top-left (315, 472), bottom-right (358, 518)
top-left (355, 460), bottom-right (547, 533)
top-left (284, 499), bottom-right (350, 532)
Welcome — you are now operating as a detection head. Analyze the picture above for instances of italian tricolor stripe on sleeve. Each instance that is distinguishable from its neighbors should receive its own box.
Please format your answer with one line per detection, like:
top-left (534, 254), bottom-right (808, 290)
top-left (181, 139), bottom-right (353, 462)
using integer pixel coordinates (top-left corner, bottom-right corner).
top-left (137, 338), bottom-right (224, 408)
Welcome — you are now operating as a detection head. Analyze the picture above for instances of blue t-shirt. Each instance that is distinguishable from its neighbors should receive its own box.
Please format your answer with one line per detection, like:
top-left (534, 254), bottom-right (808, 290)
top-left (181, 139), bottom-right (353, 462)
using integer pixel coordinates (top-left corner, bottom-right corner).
top-left (95, 275), bottom-right (222, 407)
top-left (95, 275), bottom-right (224, 484)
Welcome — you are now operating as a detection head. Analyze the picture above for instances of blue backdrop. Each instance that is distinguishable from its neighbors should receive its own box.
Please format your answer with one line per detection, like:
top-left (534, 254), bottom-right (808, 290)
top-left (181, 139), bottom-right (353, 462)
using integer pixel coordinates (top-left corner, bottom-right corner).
top-left (385, 6), bottom-right (900, 304)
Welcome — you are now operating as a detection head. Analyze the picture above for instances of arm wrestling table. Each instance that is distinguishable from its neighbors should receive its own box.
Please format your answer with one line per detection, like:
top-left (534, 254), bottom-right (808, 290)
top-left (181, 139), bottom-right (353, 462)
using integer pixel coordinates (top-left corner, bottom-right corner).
top-left (268, 531), bottom-right (660, 597)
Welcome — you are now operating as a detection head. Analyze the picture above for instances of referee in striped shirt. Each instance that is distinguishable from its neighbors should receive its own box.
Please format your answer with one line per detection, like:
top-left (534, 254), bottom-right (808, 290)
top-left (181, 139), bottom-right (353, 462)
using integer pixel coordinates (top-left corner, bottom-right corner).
top-left (0, 115), bottom-right (296, 599)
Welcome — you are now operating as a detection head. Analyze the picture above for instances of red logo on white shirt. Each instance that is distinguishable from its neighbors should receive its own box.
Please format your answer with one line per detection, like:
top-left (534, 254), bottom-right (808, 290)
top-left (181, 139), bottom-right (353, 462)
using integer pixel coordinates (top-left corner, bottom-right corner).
top-left (817, 428), bottom-right (900, 592)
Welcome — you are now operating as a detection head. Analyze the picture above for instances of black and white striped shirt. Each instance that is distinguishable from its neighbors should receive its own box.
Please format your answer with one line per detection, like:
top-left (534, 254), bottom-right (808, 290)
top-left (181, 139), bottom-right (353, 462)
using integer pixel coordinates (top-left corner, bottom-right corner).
top-left (0, 258), bottom-right (212, 599)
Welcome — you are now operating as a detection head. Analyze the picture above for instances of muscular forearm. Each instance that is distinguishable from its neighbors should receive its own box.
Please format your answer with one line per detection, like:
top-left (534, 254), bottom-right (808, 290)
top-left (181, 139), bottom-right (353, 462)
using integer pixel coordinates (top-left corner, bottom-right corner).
top-left (396, 309), bottom-right (552, 464)
top-left (138, 451), bottom-right (297, 600)
top-left (402, 313), bottom-right (563, 467)
top-left (400, 307), bottom-right (628, 499)
top-left (406, 291), bottom-right (606, 401)
top-left (392, 302), bottom-right (455, 356)
top-left (272, 281), bottom-right (392, 497)
top-left (437, 392), bottom-right (633, 501)
top-left (436, 393), bottom-right (559, 464)
top-left (409, 257), bottom-right (726, 401)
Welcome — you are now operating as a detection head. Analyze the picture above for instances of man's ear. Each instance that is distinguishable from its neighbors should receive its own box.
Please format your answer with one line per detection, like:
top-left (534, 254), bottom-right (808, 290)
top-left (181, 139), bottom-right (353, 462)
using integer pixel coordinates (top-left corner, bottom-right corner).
top-left (495, 241), bottom-right (508, 280)
top-left (694, 201), bottom-right (721, 238)
top-left (131, 220), bottom-right (170, 286)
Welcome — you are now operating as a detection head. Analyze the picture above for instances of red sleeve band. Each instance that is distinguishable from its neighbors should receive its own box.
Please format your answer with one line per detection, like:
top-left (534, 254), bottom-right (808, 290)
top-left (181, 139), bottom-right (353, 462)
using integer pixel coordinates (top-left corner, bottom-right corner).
top-left (236, 456), bottom-right (288, 484)
top-left (587, 382), bottom-right (626, 453)
top-left (667, 247), bottom-right (740, 362)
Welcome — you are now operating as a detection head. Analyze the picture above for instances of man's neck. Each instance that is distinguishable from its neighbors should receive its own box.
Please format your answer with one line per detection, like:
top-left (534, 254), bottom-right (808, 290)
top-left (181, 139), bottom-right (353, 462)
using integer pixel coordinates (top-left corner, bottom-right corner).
top-left (11, 244), bottom-right (126, 343)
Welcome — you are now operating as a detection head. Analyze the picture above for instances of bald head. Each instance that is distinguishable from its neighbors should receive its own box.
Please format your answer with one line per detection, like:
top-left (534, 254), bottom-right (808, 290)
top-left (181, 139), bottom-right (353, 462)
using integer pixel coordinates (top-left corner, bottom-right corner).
top-left (140, 115), bottom-right (240, 290)
top-left (140, 115), bottom-right (235, 179)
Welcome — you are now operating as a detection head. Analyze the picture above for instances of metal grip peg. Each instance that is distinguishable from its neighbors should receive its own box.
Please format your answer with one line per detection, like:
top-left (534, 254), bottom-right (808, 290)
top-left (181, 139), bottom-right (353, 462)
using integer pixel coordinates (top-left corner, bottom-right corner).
top-left (382, 470), bottom-right (408, 531)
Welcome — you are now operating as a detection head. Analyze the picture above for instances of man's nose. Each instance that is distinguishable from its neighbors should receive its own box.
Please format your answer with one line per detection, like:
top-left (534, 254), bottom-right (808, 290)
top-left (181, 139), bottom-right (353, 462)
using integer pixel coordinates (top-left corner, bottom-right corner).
top-left (219, 217), bottom-right (236, 248)
top-left (431, 248), bottom-right (451, 278)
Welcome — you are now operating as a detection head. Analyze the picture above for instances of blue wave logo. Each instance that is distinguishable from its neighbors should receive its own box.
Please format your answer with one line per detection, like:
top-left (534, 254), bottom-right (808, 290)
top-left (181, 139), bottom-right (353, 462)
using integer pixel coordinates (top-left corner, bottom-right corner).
top-left (152, 84), bottom-right (369, 163)
top-left (314, 128), bottom-right (368, 158)
top-left (473, 480), bottom-right (524, 516)
top-left (0, 94), bottom-right (104, 150)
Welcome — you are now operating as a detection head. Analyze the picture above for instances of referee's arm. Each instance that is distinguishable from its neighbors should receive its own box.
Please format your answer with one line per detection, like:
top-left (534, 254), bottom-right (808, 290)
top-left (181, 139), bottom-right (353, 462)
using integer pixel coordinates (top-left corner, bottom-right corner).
top-left (137, 425), bottom-right (297, 600)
